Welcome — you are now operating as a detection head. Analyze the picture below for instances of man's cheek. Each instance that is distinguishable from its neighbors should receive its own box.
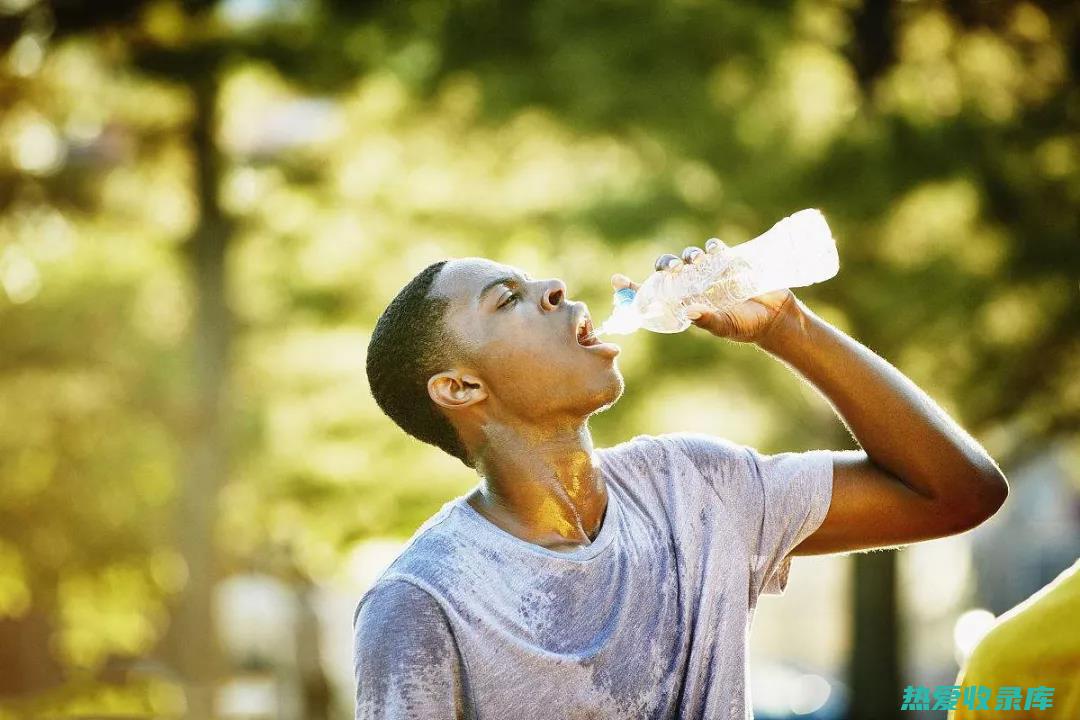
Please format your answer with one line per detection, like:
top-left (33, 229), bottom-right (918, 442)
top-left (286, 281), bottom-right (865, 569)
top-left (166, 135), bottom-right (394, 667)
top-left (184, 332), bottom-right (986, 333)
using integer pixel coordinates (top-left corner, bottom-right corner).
top-left (489, 347), bottom-right (567, 390)
top-left (481, 345), bottom-right (538, 384)
top-left (489, 335), bottom-right (555, 364)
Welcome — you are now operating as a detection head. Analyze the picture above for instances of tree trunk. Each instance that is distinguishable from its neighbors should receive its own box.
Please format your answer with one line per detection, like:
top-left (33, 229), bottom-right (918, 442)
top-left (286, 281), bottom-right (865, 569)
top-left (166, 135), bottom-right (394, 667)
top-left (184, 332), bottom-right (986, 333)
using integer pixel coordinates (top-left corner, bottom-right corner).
top-left (850, 550), bottom-right (901, 720)
top-left (826, 416), bottom-right (902, 719)
top-left (0, 610), bottom-right (62, 699)
top-left (295, 579), bottom-right (332, 720)
top-left (163, 70), bottom-right (231, 718)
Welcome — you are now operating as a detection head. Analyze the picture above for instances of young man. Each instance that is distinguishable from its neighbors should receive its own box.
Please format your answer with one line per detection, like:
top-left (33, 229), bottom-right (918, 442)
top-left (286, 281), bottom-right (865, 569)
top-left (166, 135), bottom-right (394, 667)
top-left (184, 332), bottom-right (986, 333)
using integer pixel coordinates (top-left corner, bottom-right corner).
top-left (948, 558), bottom-right (1080, 720)
top-left (355, 254), bottom-right (1008, 720)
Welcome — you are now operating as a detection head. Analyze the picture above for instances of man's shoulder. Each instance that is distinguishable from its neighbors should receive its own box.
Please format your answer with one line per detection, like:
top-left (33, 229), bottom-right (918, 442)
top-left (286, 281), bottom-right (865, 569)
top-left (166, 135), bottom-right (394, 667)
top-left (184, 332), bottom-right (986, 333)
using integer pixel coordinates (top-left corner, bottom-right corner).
top-left (355, 576), bottom-right (441, 622)
top-left (598, 431), bottom-right (747, 470)
top-left (596, 432), bottom-right (666, 463)
top-left (352, 565), bottom-right (452, 631)
top-left (352, 499), bottom-right (472, 625)
top-left (352, 576), bottom-right (457, 668)
top-left (596, 433), bottom-right (737, 512)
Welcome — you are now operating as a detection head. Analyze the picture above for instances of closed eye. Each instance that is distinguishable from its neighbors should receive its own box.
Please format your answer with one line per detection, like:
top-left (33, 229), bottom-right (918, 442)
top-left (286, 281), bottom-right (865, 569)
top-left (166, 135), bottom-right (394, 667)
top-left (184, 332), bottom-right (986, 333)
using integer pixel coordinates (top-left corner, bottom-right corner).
top-left (498, 292), bottom-right (520, 309)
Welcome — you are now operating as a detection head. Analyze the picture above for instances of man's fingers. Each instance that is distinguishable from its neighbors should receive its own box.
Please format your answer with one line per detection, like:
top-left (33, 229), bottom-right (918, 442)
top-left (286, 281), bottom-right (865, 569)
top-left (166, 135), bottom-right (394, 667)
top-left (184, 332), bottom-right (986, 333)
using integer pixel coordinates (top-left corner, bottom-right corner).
top-left (611, 273), bottom-right (640, 292)
top-left (681, 246), bottom-right (705, 265)
top-left (654, 254), bottom-right (681, 272)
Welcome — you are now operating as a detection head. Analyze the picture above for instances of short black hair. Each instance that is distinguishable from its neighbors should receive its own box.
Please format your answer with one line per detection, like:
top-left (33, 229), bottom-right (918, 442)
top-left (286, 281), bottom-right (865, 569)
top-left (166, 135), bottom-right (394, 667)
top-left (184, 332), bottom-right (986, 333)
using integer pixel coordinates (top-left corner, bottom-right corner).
top-left (366, 260), bottom-right (473, 468)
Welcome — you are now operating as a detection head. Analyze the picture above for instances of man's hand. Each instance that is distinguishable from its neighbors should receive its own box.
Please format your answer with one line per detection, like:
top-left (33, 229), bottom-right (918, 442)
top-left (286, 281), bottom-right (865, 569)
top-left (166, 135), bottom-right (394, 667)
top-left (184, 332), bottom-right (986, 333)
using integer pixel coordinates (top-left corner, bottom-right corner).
top-left (616, 242), bottom-right (1008, 556)
top-left (610, 246), bottom-right (797, 344)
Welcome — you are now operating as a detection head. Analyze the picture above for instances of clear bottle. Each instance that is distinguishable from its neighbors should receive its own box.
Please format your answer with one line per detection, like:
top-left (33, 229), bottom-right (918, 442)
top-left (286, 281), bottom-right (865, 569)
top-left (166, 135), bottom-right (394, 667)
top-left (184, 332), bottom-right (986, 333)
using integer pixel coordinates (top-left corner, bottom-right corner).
top-left (596, 208), bottom-right (839, 335)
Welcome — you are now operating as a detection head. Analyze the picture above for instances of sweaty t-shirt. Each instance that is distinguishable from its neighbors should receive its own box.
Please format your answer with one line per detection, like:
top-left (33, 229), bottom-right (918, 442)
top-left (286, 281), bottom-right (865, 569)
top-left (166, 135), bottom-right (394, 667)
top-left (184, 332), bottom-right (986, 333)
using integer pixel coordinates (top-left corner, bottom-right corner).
top-left (352, 432), bottom-right (834, 720)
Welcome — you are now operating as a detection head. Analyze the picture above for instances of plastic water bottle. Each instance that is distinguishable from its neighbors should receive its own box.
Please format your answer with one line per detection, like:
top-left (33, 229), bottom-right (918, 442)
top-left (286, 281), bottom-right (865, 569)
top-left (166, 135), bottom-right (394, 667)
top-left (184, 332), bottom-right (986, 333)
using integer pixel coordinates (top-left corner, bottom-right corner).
top-left (595, 209), bottom-right (838, 335)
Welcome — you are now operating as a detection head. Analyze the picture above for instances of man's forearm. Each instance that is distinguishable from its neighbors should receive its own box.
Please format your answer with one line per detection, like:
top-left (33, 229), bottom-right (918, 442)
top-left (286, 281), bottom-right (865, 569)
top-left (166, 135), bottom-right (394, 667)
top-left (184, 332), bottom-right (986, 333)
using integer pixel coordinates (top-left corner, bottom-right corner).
top-left (755, 296), bottom-right (1007, 512)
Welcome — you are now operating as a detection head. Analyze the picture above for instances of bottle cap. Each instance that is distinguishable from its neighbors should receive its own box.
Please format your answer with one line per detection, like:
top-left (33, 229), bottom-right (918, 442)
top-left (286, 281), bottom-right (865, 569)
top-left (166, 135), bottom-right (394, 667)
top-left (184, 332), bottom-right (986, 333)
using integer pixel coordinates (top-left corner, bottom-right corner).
top-left (614, 287), bottom-right (637, 306)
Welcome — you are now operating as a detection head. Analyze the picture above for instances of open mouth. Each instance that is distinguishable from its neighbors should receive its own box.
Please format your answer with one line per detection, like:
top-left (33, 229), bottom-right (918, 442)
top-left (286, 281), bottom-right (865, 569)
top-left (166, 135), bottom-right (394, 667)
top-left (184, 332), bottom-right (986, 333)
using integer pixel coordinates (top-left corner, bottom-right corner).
top-left (576, 312), bottom-right (600, 347)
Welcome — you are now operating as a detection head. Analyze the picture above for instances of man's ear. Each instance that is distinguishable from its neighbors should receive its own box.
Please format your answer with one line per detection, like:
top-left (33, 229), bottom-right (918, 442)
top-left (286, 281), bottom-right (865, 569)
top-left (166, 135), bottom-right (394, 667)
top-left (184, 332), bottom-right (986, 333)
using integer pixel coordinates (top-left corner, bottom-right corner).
top-left (428, 371), bottom-right (487, 410)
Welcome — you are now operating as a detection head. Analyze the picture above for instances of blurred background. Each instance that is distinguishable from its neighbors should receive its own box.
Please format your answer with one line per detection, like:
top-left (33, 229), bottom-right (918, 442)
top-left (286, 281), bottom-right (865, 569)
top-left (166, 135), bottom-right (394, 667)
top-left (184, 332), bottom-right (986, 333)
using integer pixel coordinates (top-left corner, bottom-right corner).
top-left (0, 0), bottom-right (1077, 718)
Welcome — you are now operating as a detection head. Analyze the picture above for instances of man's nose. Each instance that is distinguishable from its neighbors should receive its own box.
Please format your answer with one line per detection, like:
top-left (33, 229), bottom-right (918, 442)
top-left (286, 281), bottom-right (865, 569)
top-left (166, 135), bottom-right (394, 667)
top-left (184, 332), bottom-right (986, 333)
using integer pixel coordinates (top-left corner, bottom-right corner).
top-left (541, 280), bottom-right (566, 311)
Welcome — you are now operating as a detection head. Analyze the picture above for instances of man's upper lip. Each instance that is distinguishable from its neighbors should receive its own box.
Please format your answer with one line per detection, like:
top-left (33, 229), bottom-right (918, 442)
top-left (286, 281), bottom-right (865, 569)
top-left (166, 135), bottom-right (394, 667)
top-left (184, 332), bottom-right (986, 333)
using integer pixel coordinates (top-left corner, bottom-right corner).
top-left (572, 305), bottom-right (593, 341)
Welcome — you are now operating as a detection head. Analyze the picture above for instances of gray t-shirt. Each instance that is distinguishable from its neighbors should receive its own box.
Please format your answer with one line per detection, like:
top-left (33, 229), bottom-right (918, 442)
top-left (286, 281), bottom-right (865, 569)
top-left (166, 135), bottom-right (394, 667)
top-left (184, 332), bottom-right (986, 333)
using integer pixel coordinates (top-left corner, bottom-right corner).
top-left (353, 432), bottom-right (833, 720)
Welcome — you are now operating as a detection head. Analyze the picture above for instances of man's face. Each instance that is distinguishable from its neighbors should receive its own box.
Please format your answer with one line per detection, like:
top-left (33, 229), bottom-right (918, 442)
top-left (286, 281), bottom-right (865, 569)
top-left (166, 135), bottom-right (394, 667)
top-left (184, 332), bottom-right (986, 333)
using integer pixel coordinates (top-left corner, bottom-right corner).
top-left (429, 258), bottom-right (624, 423)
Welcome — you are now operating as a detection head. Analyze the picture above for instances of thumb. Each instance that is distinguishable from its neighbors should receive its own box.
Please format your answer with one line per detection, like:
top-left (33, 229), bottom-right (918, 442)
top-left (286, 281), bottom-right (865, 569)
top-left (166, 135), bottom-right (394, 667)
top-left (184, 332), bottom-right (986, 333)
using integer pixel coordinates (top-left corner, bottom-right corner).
top-left (684, 302), bottom-right (713, 321)
top-left (684, 302), bottom-right (736, 335)
top-left (611, 273), bottom-right (639, 292)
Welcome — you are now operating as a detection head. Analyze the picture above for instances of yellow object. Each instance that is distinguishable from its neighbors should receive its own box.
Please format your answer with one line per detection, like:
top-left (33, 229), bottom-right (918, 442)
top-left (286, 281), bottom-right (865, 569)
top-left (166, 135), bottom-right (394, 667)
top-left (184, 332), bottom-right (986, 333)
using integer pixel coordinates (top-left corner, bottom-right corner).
top-left (949, 558), bottom-right (1080, 720)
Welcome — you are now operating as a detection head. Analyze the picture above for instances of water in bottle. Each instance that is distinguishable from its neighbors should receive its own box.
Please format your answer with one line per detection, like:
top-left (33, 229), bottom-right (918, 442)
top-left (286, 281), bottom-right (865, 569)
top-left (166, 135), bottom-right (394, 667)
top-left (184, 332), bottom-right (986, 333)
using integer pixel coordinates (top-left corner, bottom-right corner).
top-left (594, 208), bottom-right (839, 336)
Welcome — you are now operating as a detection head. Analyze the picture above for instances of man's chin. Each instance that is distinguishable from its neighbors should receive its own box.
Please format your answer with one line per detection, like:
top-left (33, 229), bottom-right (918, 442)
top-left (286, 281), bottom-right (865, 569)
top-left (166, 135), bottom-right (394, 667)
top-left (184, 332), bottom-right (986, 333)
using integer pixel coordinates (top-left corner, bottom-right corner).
top-left (584, 369), bottom-right (625, 416)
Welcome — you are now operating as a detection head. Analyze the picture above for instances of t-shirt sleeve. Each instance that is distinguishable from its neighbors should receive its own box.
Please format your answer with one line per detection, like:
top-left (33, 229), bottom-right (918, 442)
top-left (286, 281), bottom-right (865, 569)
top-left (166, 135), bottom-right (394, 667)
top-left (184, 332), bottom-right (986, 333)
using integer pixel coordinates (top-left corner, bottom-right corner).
top-left (660, 432), bottom-right (834, 597)
top-left (353, 578), bottom-right (469, 720)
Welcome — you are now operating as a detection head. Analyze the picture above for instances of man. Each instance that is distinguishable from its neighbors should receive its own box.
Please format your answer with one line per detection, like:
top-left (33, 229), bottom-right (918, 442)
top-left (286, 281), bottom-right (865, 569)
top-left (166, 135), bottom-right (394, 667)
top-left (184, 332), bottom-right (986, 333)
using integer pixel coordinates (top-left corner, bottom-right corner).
top-left (948, 558), bottom-right (1080, 720)
top-left (355, 252), bottom-right (1008, 720)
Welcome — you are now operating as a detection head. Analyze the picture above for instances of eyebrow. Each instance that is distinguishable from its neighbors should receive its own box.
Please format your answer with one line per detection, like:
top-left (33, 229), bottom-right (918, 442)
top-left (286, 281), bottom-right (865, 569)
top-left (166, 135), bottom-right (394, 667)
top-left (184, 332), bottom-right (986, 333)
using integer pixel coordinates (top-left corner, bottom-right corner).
top-left (478, 272), bottom-right (532, 303)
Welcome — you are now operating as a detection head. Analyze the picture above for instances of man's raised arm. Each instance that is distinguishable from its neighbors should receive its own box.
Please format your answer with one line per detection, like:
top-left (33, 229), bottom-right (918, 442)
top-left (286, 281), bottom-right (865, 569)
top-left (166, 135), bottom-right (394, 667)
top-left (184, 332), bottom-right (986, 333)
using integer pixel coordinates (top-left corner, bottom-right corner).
top-left (747, 294), bottom-right (1009, 555)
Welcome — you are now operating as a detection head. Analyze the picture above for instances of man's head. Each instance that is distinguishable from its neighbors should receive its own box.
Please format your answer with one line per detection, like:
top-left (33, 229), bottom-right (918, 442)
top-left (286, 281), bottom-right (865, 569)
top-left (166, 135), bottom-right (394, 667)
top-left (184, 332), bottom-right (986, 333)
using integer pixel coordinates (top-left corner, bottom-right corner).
top-left (366, 258), bottom-right (623, 468)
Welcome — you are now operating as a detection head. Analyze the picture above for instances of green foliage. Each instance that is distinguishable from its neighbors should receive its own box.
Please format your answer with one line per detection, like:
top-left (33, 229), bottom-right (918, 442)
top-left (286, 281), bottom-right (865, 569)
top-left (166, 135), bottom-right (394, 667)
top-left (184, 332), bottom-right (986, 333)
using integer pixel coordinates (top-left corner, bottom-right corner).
top-left (0, 0), bottom-right (1076, 712)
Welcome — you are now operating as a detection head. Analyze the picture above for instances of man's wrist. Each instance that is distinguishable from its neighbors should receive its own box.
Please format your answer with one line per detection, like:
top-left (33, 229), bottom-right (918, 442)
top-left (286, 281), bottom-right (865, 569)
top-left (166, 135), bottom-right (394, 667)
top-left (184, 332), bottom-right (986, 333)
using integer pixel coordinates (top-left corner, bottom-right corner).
top-left (754, 295), bottom-right (814, 355)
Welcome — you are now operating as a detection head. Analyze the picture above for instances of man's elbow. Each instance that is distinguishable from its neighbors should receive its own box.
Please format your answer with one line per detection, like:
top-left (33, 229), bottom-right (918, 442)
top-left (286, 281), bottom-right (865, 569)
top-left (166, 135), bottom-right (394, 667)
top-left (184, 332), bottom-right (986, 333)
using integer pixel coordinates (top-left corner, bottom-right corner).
top-left (948, 464), bottom-right (1009, 531)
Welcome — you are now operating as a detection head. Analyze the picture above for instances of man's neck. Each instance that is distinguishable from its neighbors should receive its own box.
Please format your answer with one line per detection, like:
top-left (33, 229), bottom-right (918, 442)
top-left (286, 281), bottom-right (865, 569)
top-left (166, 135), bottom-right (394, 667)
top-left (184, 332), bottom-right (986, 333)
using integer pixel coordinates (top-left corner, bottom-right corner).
top-left (467, 422), bottom-right (608, 552)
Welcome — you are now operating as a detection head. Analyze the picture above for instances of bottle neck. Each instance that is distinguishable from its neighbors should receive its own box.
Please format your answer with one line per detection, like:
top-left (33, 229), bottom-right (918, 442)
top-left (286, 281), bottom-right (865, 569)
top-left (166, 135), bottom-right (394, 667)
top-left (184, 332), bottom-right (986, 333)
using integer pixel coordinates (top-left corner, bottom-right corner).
top-left (614, 287), bottom-right (637, 307)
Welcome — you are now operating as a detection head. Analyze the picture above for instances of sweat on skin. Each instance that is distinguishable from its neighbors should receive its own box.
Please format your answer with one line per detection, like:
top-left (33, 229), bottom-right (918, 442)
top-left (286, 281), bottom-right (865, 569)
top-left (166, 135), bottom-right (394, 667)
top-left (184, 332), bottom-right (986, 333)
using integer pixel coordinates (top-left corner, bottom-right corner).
top-left (355, 256), bottom-right (1009, 720)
